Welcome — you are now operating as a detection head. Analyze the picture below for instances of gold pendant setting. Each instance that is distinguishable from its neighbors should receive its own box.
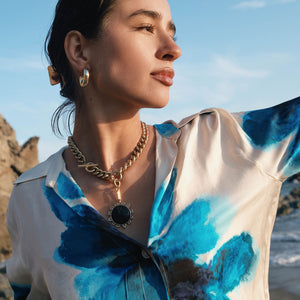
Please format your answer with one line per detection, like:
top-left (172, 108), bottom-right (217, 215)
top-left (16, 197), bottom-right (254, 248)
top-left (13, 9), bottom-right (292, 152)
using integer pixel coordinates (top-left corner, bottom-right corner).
top-left (108, 203), bottom-right (133, 229)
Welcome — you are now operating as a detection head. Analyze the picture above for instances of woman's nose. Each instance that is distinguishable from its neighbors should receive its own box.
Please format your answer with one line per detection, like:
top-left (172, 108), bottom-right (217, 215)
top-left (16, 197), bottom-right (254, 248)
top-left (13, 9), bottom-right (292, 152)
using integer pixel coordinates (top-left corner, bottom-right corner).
top-left (156, 36), bottom-right (182, 62)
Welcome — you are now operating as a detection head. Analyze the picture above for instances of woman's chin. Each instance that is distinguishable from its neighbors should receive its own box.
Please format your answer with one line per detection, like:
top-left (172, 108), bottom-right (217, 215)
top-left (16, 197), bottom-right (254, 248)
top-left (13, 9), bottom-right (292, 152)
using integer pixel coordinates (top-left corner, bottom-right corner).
top-left (142, 97), bottom-right (170, 110)
top-left (142, 91), bottom-right (170, 109)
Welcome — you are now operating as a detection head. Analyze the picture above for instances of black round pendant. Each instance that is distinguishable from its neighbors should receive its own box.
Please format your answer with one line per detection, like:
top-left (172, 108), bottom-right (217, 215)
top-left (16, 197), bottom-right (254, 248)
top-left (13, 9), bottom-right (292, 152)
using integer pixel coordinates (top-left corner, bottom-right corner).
top-left (111, 205), bottom-right (131, 224)
top-left (108, 203), bottom-right (133, 228)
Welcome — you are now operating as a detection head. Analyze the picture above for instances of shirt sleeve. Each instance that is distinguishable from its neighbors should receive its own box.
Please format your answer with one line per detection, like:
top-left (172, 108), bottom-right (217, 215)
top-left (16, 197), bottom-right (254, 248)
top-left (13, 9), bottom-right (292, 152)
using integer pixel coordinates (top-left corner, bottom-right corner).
top-left (232, 96), bottom-right (300, 180)
top-left (6, 186), bottom-right (32, 299)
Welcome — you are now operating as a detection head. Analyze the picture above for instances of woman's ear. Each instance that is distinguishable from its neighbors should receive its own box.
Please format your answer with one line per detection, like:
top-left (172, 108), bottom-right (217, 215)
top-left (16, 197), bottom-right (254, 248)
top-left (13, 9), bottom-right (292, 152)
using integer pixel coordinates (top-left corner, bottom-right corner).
top-left (64, 30), bottom-right (89, 74)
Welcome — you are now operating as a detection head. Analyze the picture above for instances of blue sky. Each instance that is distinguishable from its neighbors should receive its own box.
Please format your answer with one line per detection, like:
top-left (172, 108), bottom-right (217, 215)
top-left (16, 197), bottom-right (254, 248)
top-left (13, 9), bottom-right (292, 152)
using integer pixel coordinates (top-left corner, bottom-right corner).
top-left (1, 0), bottom-right (299, 161)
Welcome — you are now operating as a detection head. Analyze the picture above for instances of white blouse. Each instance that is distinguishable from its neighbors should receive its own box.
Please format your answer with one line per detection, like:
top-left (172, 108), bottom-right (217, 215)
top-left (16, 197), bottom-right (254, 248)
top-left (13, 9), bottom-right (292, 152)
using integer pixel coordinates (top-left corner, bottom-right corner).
top-left (6, 97), bottom-right (300, 299)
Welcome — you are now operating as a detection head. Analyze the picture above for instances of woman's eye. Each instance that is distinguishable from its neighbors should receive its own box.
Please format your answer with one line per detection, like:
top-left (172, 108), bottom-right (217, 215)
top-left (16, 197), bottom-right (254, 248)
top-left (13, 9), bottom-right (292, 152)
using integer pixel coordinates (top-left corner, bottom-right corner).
top-left (145, 26), bottom-right (153, 32)
top-left (138, 25), bottom-right (155, 33)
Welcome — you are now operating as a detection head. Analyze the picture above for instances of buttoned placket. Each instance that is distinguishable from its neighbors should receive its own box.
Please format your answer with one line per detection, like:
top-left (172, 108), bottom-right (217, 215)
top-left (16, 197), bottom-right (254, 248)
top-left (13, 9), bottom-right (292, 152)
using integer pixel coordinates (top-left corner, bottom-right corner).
top-left (123, 126), bottom-right (181, 300)
top-left (122, 245), bottom-right (170, 300)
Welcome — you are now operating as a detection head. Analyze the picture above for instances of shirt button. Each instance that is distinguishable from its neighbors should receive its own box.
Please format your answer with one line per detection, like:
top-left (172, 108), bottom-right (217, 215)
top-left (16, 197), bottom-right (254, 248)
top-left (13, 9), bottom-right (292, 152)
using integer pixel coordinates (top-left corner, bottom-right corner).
top-left (141, 249), bottom-right (150, 259)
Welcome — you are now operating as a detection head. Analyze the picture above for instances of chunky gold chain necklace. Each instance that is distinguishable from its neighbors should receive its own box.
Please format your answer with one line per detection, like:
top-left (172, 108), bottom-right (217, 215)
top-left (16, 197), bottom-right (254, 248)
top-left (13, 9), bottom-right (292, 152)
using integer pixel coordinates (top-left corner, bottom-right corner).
top-left (67, 122), bottom-right (149, 229)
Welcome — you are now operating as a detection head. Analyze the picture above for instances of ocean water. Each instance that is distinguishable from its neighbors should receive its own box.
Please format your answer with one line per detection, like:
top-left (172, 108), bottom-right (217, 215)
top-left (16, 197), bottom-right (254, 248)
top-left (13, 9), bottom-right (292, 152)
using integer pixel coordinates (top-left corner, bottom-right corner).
top-left (270, 209), bottom-right (300, 267)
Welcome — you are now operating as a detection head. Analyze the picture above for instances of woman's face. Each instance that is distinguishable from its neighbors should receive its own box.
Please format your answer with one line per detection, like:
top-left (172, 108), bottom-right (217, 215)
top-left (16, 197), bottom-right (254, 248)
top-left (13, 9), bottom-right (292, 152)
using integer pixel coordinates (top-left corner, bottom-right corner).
top-left (87, 0), bottom-right (182, 110)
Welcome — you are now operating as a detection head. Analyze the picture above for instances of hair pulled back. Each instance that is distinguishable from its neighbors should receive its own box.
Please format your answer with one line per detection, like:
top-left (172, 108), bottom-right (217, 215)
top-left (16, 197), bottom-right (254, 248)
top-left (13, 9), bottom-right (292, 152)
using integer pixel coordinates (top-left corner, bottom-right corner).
top-left (45, 0), bottom-right (116, 135)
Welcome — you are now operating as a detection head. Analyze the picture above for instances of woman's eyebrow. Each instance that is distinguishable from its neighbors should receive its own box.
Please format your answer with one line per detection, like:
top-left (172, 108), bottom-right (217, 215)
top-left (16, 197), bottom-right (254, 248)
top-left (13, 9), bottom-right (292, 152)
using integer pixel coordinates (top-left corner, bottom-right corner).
top-left (128, 9), bottom-right (176, 35)
top-left (128, 9), bottom-right (162, 20)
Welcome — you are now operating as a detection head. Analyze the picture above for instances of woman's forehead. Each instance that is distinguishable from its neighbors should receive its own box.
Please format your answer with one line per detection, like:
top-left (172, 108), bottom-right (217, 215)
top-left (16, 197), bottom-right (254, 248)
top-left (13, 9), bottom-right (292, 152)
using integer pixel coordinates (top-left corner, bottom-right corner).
top-left (111, 0), bottom-right (172, 20)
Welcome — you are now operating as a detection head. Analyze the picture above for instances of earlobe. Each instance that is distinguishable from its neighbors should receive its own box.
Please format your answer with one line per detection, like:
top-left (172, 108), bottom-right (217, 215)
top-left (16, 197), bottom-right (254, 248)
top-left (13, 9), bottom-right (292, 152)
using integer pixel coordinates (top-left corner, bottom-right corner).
top-left (64, 30), bottom-right (89, 73)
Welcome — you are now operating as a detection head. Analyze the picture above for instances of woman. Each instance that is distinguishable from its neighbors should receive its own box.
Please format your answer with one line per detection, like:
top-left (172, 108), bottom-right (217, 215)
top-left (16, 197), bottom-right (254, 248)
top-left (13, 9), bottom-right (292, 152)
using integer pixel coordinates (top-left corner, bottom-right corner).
top-left (6, 0), bottom-right (300, 299)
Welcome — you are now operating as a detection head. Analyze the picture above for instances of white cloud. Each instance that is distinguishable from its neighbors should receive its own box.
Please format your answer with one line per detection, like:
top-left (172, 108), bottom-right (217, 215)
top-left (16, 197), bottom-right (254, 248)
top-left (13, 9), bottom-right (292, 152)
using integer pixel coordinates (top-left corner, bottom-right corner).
top-left (0, 57), bottom-right (43, 72)
top-left (233, 0), bottom-right (297, 9)
top-left (233, 1), bottom-right (266, 9)
top-left (197, 81), bottom-right (237, 105)
top-left (209, 55), bottom-right (269, 79)
top-left (143, 50), bottom-right (295, 119)
top-left (277, 0), bottom-right (296, 3)
top-left (165, 53), bottom-right (273, 110)
top-left (155, 54), bottom-right (271, 112)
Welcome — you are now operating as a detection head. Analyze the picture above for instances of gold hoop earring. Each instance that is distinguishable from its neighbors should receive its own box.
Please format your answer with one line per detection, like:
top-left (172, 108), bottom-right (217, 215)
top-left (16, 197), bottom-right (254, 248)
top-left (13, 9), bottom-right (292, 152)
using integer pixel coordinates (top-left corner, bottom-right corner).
top-left (79, 69), bottom-right (90, 88)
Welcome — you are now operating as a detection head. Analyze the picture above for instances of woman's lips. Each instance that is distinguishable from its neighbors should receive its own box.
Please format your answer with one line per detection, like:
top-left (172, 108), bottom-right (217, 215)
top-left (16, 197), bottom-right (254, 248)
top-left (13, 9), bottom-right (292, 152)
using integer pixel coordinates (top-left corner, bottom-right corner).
top-left (151, 68), bottom-right (175, 86)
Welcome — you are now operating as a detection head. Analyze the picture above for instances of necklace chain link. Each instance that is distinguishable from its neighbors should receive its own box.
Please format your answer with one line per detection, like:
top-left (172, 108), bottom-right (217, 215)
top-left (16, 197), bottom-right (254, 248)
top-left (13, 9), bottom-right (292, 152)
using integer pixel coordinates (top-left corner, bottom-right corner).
top-left (67, 122), bottom-right (149, 188)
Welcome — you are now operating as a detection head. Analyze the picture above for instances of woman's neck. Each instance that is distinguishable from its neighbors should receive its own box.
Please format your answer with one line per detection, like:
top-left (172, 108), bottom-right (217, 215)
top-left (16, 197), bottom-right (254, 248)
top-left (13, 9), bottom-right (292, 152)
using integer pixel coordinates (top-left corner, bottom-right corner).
top-left (71, 103), bottom-right (143, 172)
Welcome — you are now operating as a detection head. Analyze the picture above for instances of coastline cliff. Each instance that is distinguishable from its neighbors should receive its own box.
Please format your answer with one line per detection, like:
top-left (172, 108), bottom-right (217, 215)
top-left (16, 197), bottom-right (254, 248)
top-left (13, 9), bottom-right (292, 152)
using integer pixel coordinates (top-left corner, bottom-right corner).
top-left (0, 114), bottom-right (39, 262)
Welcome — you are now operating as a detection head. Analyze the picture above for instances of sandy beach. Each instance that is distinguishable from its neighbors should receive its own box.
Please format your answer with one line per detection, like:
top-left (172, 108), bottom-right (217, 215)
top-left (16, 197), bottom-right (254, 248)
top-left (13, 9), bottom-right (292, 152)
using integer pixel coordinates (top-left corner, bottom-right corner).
top-left (269, 266), bottom-right (300, 300)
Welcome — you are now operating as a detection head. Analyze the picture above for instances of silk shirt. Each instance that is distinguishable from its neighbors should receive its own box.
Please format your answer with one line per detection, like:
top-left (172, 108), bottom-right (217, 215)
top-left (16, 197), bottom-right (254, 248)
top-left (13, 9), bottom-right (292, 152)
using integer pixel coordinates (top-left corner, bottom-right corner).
top-left (6, 97), bottom-right (300, 300)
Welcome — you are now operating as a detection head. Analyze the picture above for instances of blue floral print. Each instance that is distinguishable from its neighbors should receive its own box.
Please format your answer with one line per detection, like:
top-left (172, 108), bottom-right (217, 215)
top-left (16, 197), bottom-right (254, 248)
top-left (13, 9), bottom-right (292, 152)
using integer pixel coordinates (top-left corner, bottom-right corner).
top-left (149, 198), bottom-right (259, 299)
top-left (44, 170), bottom-right (259, 300)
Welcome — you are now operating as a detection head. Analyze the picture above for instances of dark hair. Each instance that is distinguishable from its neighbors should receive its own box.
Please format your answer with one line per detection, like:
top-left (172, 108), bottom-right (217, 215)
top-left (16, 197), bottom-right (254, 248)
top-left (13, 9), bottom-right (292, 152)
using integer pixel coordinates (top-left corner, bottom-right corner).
top-left (44, 0), bottom-right (116, 135)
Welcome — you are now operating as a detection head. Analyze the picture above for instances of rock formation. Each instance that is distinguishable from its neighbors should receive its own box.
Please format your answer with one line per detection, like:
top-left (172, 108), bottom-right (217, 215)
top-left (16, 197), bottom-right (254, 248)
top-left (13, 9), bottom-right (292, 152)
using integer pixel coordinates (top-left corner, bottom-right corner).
top-left (0, 114), bottom-right (39, 262)
top-left (277, 187), bottom-right (300, 216)
top-left (287, 172), bottom-right (300, 182)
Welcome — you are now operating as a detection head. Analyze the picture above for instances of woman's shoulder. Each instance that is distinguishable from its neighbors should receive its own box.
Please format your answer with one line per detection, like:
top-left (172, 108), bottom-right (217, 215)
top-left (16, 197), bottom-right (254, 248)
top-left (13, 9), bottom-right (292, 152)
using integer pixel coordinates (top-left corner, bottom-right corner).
top-left (162, 96), bottom-right (300, 134)
top-left (154, 107), bottom-right (237, 139)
